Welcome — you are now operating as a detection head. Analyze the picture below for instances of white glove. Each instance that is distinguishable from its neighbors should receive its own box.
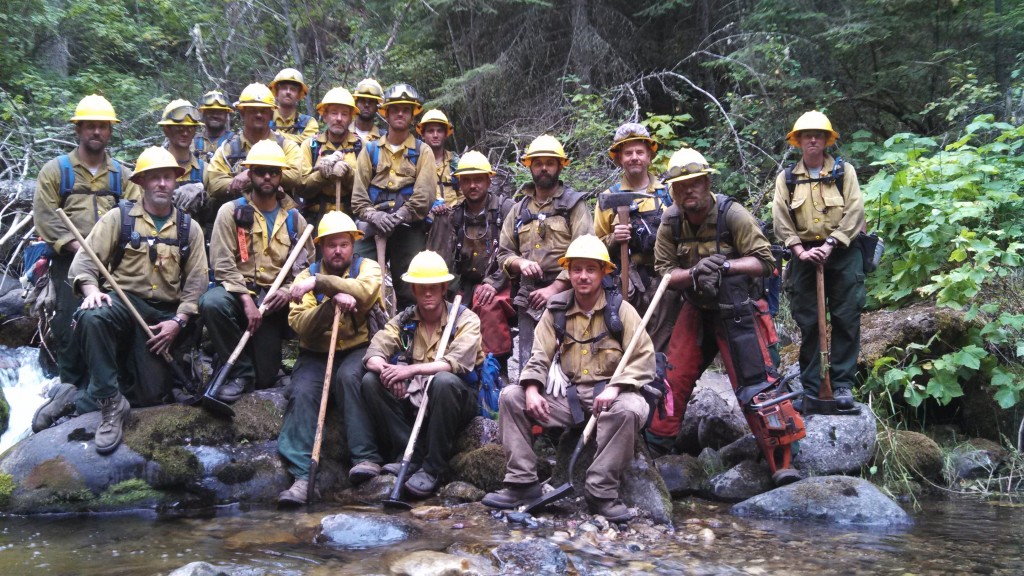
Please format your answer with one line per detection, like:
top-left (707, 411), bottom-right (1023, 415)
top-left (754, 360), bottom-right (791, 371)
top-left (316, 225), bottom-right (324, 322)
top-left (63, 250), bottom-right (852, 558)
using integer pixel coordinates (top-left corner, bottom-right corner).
top-left (172, 183), bottom-right (207, 213)
top-left (316, 151), bottom-right (343, 179)
top-left (332, 159), bottom-right (350, 179)
top-left (545, 352), bottom-right (569, 397)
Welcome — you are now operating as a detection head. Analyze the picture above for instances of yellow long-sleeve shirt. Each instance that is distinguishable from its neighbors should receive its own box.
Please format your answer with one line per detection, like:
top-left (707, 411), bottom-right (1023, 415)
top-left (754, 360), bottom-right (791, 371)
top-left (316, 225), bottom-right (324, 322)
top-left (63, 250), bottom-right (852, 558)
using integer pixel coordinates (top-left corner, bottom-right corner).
top-left (288, 257), bottom-right (383, 353)
top-left (350, 134), bottom-right (436, 222)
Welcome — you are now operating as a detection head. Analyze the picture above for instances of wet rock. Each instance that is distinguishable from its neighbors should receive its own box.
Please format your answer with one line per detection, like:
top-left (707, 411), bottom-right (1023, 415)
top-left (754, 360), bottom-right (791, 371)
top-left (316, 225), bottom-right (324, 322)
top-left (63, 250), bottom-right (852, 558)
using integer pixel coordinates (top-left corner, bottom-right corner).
top-left (450, 443), bottom-right (507, 493)
top-left (655, 453), bottom-right (706, 497)
top-left (793, 404), bottom-right (876, 475)
top-left (411, 504), bottom-right (453, 521)
top-left (453, 416), bottom-right (499, 454)
top-left (168, 561), bottom-right (232, 576)
top-left (698, 412), bottom-right (748, 451)
top-left (877, 429), bottom-right (943, 481)
top-left (388, 550), bottom-right (476, 576)
top-left (732, 476), bottom-right (912, 526)
top-left (349, 473), bottom-right (397, 503)
top-left (316, 512), bottom-right (416, 549)
top-left (440, 480), bottom-right (485, 503)
top-left (677, 373), bottom-right (741, 454)
top-left (696, 447), bottom-right (724, 475)
top-left (704, 459), bottom-right (773, 502)
top-left (493, 538), bottom-right (568, 574)
top-left (719, 434), bottom-right (761, 468)
top-left (0, 384), bottom-right (9, 437)
top-left (945, 439), bottom-right (1006, 483)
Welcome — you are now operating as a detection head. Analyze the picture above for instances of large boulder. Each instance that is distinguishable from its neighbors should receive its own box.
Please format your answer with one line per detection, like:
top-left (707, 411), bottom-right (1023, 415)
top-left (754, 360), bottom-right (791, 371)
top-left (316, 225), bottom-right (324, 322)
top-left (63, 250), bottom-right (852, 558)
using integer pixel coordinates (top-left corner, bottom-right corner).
top-left (944, 438), bottom-right (1007, 484)
top-left (677, 372), bottom-right (741, 454)
top-left (0, 383), bottom-right (8, 438)
top-left (167, 562), bottom-right (231, 576)
top-left (876, 429), bottom-right (944, 481)
top-left (655, 453), bottom-right (706, 497)
top-left (732, 476), bottom-right (911, 526)
top-left (453, 416), bottom-right (499, 454)
top-left (0, 278), bottom-right (35, 348)
top-left (703, 459), bottom-right (774, 503)
top-left (793, 403), bottom-right (877, 474)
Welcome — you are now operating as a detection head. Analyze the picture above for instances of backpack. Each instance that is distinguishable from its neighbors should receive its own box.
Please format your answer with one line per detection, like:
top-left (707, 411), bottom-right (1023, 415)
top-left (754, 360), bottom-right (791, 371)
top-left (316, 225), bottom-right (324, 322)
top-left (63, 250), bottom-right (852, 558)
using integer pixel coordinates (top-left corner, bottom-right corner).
top-left (56, 154), bottom-right (124, 209)
top-left (783, 156), bottom-right (845, 197)
top-left (180, 157), bottom-right (204, 186)
top-left (365, 138), bottom-right (422, 205)
top-left (478, 352), bottom-right (503, 419)
top-left (194, 131), bottom-right (233, 161)
top-left (270, 113), bottom-right (312, 135)
top-left (512, 187), bottom-right (586, 239)
top-left (232, 197), bottom-right (299, 249)
top-left (111, 200), bottom-right (193, 288)
top-left (309, 136), bottom-right (363, 167)
top-left (225, 133), bottom-right (288, 172)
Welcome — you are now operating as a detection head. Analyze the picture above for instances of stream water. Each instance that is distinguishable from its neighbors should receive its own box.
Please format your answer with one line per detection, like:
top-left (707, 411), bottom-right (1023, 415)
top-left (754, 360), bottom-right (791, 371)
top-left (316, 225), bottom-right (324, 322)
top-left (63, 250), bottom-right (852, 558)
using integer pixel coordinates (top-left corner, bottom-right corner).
top-left (1, 346), bottom-right (1023, 575)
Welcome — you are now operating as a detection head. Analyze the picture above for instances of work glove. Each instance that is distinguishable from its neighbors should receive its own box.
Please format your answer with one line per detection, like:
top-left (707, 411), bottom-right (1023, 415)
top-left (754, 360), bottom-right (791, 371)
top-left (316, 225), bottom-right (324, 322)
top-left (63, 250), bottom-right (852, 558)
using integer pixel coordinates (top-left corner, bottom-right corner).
top-left (172, 183), bottom-right (207, 214)
top-left (316, 151), bottom-right (342, 179)
top-left (545, 352), bottom-right (570, 398)
top-left (394, 205), bottom-right (415, 225)
top-left (332, 158), bottom-right (350, 179)
top-left (696, 269), bottom-right (721, 296)
top-left (365, 210), bottom-right (400, 235)
top-left (692, 253), bottom-right (728, 279)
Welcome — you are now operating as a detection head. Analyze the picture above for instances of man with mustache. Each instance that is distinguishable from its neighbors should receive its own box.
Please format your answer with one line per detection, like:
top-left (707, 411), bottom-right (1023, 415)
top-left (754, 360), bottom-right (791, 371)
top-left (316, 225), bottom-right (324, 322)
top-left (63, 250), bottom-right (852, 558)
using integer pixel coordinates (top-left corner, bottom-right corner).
top-left (193, 90), bottom-right (234, 163)
top-left (350, 78), bottom-right (387, 145)
top-left (269, 68), bottom-right (319, 144)
top-left (299, 87), bottom-right (362, 223)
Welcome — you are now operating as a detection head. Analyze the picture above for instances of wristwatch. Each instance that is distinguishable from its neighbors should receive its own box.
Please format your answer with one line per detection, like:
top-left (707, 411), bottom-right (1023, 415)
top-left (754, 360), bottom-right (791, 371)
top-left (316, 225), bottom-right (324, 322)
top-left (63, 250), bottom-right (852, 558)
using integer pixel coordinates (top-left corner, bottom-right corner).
top-left (721, 260), bottom-right (732, 274)
top-left (825, 237), bottom-right (838, 247)
top-left (172, 316), bottom-right (188, 329)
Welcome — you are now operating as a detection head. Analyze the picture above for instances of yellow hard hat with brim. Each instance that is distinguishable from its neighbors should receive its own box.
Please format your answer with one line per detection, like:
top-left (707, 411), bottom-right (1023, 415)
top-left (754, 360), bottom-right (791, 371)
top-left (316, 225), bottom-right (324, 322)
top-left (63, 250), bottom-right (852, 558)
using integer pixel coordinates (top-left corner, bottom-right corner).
top-left (558, 234), bottom-right (616, 273)
top-left (608, 122), bottom-right (658, 160)
top-left (662, 148), bottom-right (717, 184)
top-left (130, 147), bottom-right (186, 183)
top-left (199, 90), bottom-right (233, 112)
top-left (241, 139), bottom-right (289, 168)
top-left (417, 109), bottom-right (454, 137)
top-left (786, 110), bottom-right (839, 147)
top-left (453, 151), bottom-right (495, 177)
top-left (402, 250), bottom-right (454, 284)
top-left (521, 135), bottom-right (570, 167)
top-left (269, 68), bottom-right (309, 99)
top-left (235, 83), bottom-right (277, 109)
top-left (353, 78), bottom-right (384, 101)
top-left (315, 211), bottom-right (363, 243)
top-left (70, 94), bottom-right (120, 124)
top-left (316, 87), bottom-right (357, 116)
top-left (158, 99), bottom-right (203, 126)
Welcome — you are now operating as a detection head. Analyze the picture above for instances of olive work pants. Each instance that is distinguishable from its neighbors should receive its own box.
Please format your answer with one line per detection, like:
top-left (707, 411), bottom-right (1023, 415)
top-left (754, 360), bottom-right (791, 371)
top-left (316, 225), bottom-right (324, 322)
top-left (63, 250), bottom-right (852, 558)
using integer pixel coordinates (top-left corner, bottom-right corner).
top-left (497, 384), bottom-right (648, 500)
top-left (347, 370), bottom-right (477, 478)
top-left (71, 293), bottom-right (183, 412)
top-left (354, 221), bottom-right (427, 312)
top-left (786, 244), bottom-right (866, 397)
top-left (49, 252), bottom-right (83, 381)
top-left (199, 285), bottom-right (288, 390)
top-left (277, 346), bottom-right (367, 480)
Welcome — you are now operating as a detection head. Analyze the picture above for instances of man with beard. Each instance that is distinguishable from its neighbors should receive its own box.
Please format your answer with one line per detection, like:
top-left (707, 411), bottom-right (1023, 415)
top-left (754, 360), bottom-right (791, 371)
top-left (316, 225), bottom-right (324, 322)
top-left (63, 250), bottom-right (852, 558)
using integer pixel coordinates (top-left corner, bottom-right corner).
top-left (495, 135), bottom-right (593, 373)
top-left (346, 250), bottom-right (482, 499)
top-left (417, 109), bottom-right (460, 207)
top-left (158, 100), bottom-right (208, 221)
top-left (200, 140), bottom-right (314, 402)
top-left (350, 83), bottom-right (436, 311)
top-left (299, 87), bottom-right (362, 223)
top-left (276, 210), bottom-right (382, 505)
top-left (31, 95), bottom-right (141, 410)
top-left (593, 123), bottom-right (679, 351)
top-left (269, 68), bottom-right (319, 144)
top-left (350, 78), bottom-right (386, 144)
top-left (194, 90), bottom-right (234, 163)
top-left (61, 147), bottom-right (208, 453)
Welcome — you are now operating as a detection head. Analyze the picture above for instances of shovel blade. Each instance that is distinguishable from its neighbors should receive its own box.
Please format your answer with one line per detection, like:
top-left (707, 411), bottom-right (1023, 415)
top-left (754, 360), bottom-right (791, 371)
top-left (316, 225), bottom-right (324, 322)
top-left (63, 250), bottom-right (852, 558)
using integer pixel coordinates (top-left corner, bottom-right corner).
top-left (522, 482), bottom-right (574, 514)
top-left (382, 498), bottom-right (413, 511)
top-left (381, 460), bottom-right (412, 510)
top-left (200, 394), bottom-right (235, 418)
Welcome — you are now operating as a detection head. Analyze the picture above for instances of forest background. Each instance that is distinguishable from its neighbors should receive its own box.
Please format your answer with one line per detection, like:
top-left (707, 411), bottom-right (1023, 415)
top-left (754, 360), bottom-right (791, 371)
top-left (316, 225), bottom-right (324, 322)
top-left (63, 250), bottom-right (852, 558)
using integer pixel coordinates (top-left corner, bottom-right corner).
top-left (0, 0), bottom-right (1022, 430)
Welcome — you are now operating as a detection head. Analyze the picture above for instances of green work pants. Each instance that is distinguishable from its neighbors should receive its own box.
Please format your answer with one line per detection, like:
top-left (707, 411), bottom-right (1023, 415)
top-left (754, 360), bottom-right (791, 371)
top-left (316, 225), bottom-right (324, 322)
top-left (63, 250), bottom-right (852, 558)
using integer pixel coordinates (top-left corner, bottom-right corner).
top-left (348, 370), bottom-right (477, 478)
top-left (786, 245), bottom-right (866, 397)
top-left (354, 221), bottom-right (427, 311)
top-left (277, 346), bottom-right (367, 480)
top-left (49, 252), bottom-right (84, 382)
top-left (199, 285), bottom-right (288, 390)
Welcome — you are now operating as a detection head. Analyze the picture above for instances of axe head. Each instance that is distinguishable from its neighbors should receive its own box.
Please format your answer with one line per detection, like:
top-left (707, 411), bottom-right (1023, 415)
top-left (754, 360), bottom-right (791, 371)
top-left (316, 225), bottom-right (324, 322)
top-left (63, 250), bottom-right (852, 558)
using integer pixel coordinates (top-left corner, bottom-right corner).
top-left (598, 190), bottom-right (653, 211)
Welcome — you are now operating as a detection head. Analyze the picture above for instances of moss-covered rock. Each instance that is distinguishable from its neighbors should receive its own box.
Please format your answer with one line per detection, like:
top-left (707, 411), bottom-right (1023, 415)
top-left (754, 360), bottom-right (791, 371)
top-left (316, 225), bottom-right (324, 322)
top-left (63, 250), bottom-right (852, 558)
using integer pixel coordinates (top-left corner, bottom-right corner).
top-left (0, 385), bottom-right (9, 437)
top-left (450, 444), bottom-right (507, 493)
top-left (96, 479), bottom-right (163, 509)
top-left (0, 472), bottom-right (14, 508)
top-left (877, 429), bottom-right (944, 481)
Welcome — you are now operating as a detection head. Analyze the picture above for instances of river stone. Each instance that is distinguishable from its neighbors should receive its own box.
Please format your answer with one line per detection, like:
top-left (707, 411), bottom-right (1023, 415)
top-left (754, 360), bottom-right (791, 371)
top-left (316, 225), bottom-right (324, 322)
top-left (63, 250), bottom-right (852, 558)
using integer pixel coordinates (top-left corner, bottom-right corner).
top-left (704, 459), bottom-right (773, 502)
top-left (453, 416), bottom-right (499, 454)
top-left (732, 476), bottom-right (912, 526)
top-left (793, 403), bottom-right (876, 474)
top-left (493, 538), bottom-right (568, 574)
top-left (450, 443), bottom-right (507, 493)
top-left (389, 550), bottom-right (476, 576)
top-left (0, 384), bottom-right (9, 437)
top-left (348, 473), bottom-right (397, 503)
top-left (879, 429), bottom-right (943, 480)
top-left (677, 375), bottom-right (741, 454)
top-left (0, 288), bottom-right (35, 348)
top-left (440, 480), bottom-right (485, 503)
top-left (168, 561), bottom-right (231, 576)
top-left (698, 412), bottom-right (748, 451)
top-left (719, 434), bottom-right (761, 468)
top-left (945, 439), bottom-right (1006, 483)
top-left (656, 453), bottom-right (706, 497)
top-left (316, 512), bottom-right (416, 549)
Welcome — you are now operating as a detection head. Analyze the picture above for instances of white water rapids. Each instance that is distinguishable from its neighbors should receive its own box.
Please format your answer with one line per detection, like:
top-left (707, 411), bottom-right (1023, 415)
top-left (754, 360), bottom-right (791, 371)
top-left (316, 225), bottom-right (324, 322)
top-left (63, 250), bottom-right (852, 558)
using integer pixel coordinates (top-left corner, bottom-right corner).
top-left (0, 345), bottom-right (52, 454)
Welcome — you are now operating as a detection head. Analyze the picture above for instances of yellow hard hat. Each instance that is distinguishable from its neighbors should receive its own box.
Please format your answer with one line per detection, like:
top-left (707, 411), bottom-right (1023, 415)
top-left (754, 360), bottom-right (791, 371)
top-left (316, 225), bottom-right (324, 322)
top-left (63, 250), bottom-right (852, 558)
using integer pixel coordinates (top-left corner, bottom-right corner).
top-left (130, 147), bottom-right (185, 183)
top-left (453, 151), bottom-right (495, 177)
top-left (558, 234), bottom-right (616, 273)
top-left (241, 139), bottom-right (289, 168)
top-left (315, 210), bottom-right (363, 243)
top-left (158, 99), bottom-right (203, 126)
top-left (269, 68), bottom-right (309, 99)
top-left (198, 90), bottom-right (233, 112)
top-left (380, 83), bottom-right (423, 116)
top-left (69, 94), bottom-right (120, 124)
top-left (402, 250), bottom-right (454, 284)
top-left (316, 87), bottom-right (357, 116)
top-left (608, 122), bottom-right (658, 160)
top-left (521, 135), bottom-right (570, 167)
top-left (663, 148), bottom-right (718, 184)
top-left (234, 83), bottom-right (277, 109)
top-left (353, 78), bottom-right (384, 101)
top-left (786, 110), bottom-right (839, 147)
top-left (417, 109), bottom-right (453, 137)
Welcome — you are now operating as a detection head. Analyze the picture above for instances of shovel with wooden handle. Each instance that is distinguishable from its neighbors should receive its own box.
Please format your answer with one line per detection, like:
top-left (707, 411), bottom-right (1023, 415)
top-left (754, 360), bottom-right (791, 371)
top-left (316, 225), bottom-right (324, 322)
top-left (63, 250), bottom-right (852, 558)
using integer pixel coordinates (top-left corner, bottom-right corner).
top-left (802, 264), bottom-right (860, 416)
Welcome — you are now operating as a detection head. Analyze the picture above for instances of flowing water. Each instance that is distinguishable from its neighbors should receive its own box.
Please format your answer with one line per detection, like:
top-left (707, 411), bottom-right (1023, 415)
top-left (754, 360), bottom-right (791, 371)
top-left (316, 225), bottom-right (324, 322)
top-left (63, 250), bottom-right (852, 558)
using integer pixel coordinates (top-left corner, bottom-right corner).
top-left (0, 345), bottom-right (50, 454)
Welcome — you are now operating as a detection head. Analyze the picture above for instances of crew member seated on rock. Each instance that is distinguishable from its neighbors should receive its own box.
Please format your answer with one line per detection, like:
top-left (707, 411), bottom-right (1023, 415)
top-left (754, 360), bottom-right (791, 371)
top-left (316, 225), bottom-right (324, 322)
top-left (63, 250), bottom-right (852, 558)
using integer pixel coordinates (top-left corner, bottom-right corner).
top-left (276, 211), bottom-right (383, 505)
top-left (650, 147), bottom-right (804, 486)
top-left (43, 147), bottom-right (208, 454)
top-left (199, 140), bottom-right (314, 402)
top-left (347, 251), bottom-right (483, 499)
top-left (482, 235), bottom-right (655, 522)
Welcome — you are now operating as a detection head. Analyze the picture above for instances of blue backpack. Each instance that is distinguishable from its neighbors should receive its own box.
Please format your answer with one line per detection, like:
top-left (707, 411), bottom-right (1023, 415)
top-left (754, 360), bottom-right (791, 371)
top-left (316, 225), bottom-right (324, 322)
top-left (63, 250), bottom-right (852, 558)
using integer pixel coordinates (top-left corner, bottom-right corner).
top-left (56, 154), bottom-right (124, 208)
top-left (365, 138), bottom-right (421, 205)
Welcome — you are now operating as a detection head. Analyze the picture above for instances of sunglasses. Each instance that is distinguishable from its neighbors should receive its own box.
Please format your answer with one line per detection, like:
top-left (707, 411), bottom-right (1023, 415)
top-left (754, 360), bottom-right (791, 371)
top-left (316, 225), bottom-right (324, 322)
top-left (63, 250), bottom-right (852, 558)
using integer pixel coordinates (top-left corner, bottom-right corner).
top-left (251, 166), bottom-right (282, 177)
top-left (662, 162), bottom-right (710, 181)
top-left (165, 106), bottom-right (202, 124)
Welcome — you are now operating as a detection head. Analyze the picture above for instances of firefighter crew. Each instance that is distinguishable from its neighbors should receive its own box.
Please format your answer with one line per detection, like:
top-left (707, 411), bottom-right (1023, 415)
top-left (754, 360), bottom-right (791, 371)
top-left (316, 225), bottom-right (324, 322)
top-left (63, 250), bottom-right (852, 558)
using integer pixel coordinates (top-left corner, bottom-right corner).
top-left (417, 109), bottom-right (460, 207)
top-left (347, 251), bottom-right (483, 499)
top-left (298, 87), bottom-right (362, 222)
top-left (194, 90), bottom-right (234, 163)
top-left (64, 147), bottom-right (208, 453)
top-left (277, 211), bottom-right (382, 505)
top-left (773, 111), bottom-right (866, 410)
top-left (483, 235), bottom-right (655, 522)
top-left (350, 78), bottom-right (386, 144)
top-left (495, 134), bottom-right (593, 374)
top-left (207, 83), bottom-right (302, 223)
top-left (440, 151), bottom-right (516, 365)
top-left (159, 99), bottom-right (208, 220)
top-left (31, 94), bottom-right (141, 386)
top-left (199, 140), bottom-right (314, 402)
top-left (652, 148), bottom-right (803, 485)
top-left (350, 83), bottom-right (437, 311)
top-left (269, 68), bottom-right (319, 144)
top-left (594, 122), bottom-right (680, 351)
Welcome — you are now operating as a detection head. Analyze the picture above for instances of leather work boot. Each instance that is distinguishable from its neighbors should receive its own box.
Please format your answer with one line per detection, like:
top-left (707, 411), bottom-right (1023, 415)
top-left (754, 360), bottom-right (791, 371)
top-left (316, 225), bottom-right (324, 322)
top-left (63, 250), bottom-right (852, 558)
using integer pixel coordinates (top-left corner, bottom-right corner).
top-left (833, 387), bottom-right (855, 410)
top-left (585, 495), bottom-right (634, 523)
top-left (382, 460), bottom-right (420, 477)
top-left (404, 469), bottom-right (439, 498)
top-left (215, 377), bottom-right (252, 403)
top-left (772, 468), bottom-right (805, 487)
top-left (278, 478), bottom-right (309, 505)
top-left (481, 483), bottom-right (542, 509)
top-left (95, 392), bottom-right (130, 455)
top-left (348, 461), bottom-right (382, 485)
top-left (32, 382), bottom-right (78, 433)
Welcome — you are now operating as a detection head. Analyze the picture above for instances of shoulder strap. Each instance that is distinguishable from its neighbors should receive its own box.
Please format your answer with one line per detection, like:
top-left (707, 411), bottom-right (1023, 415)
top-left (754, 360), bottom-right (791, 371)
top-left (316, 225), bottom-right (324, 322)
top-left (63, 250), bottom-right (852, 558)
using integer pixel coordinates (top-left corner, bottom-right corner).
top-left (227, 135), bottom-right (245, 167)
top-left (715, 194), bottom-right (736, 255)
top-left (833, 156), bottom-right (845, 198)
top-left (194, 136), bottom-right (205, 154)
top-left (609, 182), bottom-right (622, 194)
top-left (274, 133), bottom-right (286, 148)
top-left (603, 283), bottom-right (624, 343)
top-left (296, 114), bottom-right (310, 132)
top-left (111, 200), bottom-right (135, 273)
top-left (176, 209), bottom-right (193, 287)
top-left (57, 155), bottom-right (75, 204)
top-left (407, 138), bottom-right (421, 166)
top-left (309, 139), bottom-right (321, 165)
top-left (109, 160), bottom-right (123, 200)
top-left (553, 188), bottom-right (585, 216)
top-left (286, 208), bottom-right (298, 247)
top-left (784, 163), bottom-right (797, 196)
top-left (368, 140), bottom-right (381, 172)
